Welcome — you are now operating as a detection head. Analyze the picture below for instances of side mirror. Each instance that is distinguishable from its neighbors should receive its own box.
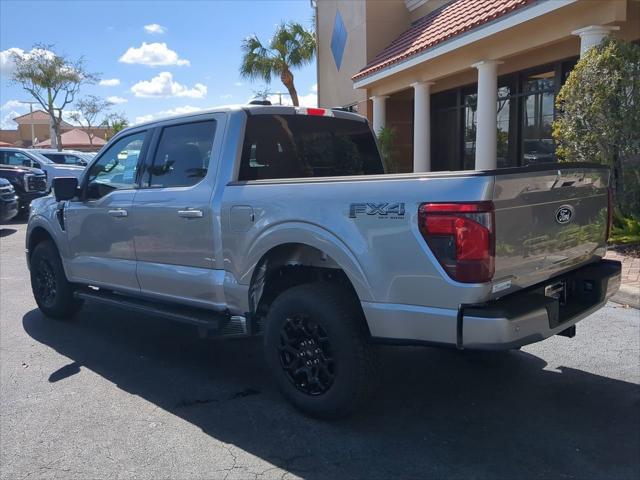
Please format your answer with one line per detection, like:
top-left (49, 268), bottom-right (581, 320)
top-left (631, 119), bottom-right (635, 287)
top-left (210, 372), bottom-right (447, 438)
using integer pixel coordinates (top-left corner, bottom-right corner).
top-left (53, 177), bottom-right (78, 201)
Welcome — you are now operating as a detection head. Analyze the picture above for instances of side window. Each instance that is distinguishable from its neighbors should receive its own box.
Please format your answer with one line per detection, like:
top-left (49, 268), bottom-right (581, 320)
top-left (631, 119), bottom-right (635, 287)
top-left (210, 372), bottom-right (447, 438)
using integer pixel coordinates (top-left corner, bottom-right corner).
top-left (87, 132), bottom-right (146, 192)
top-left (148, 120), bottom-right (216, 188)
top-left (0, 151), bottom-right (34, 167)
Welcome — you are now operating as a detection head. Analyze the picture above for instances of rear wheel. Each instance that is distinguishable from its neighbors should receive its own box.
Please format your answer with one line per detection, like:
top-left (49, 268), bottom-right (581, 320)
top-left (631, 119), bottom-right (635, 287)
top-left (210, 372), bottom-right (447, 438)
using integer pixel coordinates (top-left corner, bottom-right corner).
top-left (264, 282), bottom-right (376, 419)
top-left (30, 241), bottom-right (82, 319)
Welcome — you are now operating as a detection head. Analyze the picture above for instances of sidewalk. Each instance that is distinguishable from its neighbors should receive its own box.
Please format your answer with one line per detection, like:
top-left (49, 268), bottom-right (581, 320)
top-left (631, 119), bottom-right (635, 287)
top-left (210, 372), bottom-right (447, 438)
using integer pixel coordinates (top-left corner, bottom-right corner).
top-left (606, 245), bottom-right (640, 309)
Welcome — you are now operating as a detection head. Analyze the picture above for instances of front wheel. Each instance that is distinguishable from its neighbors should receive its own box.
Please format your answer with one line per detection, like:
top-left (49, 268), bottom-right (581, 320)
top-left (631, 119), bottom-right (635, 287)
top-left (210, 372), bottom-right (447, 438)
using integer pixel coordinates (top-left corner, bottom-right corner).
top-left (264, 282), bottom-right (377, 419)
top-left (30, 240), bottom-right (83, 319)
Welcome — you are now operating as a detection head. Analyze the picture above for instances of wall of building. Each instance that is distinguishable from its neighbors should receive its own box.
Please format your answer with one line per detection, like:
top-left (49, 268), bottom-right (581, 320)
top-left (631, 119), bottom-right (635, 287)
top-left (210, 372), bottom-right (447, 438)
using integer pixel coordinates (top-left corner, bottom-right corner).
top-left (316, 0), bottom-right (411, 116)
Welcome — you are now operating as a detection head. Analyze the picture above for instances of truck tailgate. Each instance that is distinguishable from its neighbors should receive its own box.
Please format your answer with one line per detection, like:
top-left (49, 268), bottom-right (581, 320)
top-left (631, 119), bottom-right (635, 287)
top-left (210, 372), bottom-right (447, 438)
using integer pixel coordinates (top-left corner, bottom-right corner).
top-left (492, 165), bottom-right (609, 292)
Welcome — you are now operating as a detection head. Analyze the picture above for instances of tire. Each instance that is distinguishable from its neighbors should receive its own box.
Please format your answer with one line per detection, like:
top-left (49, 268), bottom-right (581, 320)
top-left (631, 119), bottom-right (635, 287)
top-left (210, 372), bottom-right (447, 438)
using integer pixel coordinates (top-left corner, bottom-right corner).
top-left (30, 240), bottom-right (83, 319)
top-left (264, 282), bottom-right (376, 419)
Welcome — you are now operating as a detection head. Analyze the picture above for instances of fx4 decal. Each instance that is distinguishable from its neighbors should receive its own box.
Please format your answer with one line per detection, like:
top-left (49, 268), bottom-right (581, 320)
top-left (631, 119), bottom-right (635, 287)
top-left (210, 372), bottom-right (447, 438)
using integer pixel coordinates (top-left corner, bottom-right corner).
top-left (349, 202), bottom-right (405, 219)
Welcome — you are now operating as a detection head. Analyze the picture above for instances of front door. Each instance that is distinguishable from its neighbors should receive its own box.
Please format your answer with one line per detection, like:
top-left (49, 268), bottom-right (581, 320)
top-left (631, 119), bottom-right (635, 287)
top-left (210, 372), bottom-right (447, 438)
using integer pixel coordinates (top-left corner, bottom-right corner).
top-left (131, 116), bottom-right (224, 308)
top-left (64, 130), bottom-right (149, 292)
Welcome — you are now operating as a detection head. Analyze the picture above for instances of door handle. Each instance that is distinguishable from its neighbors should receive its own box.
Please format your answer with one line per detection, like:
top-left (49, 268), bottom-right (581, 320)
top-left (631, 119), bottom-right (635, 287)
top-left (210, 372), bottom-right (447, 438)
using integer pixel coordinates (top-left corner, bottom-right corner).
top-left (107, 208), bottom-right (128, 218)
top-left (178, 209), bottom-right (203, 218)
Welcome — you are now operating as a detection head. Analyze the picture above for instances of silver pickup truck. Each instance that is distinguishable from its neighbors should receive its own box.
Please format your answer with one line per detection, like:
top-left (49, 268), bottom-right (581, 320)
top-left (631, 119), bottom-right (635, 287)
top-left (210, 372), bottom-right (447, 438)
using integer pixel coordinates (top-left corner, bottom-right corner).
top-left (26, 105), bottom-right (621, 418)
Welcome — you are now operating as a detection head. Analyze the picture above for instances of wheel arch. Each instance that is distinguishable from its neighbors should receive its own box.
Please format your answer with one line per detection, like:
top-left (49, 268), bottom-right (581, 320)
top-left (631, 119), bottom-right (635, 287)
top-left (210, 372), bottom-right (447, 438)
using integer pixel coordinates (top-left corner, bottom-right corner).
top-left (246, 232), bottom-right (373, 332)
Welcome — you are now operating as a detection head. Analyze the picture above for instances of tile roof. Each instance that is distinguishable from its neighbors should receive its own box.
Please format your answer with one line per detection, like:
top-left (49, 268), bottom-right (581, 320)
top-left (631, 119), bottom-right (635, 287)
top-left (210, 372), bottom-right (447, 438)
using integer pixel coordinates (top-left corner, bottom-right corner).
top-left (12, 109), bottom-right (74, 127)
top-left (34, 128), bottom-right (106, 147)
top-left (352, 0), bottom-right (535, 81)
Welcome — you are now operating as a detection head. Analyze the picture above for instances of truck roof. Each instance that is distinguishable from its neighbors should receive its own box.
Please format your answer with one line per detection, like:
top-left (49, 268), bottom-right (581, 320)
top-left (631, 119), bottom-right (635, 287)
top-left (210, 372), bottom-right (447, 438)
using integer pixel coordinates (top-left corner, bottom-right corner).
top-left (129, 104), bottom-right (368, 130)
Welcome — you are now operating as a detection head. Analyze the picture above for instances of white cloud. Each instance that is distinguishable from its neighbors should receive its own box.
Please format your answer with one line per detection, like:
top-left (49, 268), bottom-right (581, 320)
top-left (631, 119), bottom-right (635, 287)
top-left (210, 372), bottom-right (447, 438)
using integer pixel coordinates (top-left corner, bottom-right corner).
top-left (220, 94), bottom-right (232, 100)
top-left (133, 114), bottom-right (155, 125)
top-left (119, 42), bottom-right (189, 67)
top-left (61, 110), bottom-right (81, 125)
top-left (107, 96), bottom-right (128, 104)
top-left (132, 105), bottom-right (203, 125)
top-left (1, 47), bottom-right (55, 77)
top-left (131, 72), bottom-right (207, 98)
top-left (160, 105), bottom-right (202, 116)
top-left (144, 23), bottom-right (167, 34)
top-left (1, 100), bottom-right (28, 111)
top-left (311, 83), bottom-right (318, 93)
top-left (0, 110), bottom-right (21, 129)
top-left (99, 78), bottom-right (121, 87)
top-left (255, 91), bottom-right (317, 108)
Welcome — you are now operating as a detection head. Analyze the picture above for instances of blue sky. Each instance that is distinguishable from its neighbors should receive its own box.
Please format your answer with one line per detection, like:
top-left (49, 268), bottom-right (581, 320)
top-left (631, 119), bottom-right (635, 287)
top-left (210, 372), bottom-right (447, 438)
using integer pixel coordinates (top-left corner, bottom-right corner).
top-left (0, 0), bottom-right (318, 129)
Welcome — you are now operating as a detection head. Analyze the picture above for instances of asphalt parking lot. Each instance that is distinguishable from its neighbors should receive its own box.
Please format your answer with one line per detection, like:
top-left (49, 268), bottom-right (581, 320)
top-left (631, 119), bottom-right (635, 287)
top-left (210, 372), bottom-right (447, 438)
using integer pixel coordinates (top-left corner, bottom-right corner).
top-left (1, 220), bottom-right (639, 480)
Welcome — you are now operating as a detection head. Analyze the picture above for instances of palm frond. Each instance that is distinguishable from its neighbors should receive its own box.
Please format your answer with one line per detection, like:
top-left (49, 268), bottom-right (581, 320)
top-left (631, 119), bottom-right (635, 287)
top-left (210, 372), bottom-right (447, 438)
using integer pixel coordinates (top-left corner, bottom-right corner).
top-left (240, 35), bottom-right (277, 83)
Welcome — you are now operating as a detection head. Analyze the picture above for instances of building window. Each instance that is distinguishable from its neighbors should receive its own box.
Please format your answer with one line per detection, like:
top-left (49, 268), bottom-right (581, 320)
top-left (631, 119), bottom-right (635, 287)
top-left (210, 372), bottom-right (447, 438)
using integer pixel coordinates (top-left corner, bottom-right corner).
top-left (522, 70), bottom-right (556, 166)
top-left (431, 57), bottom-right (577, 171)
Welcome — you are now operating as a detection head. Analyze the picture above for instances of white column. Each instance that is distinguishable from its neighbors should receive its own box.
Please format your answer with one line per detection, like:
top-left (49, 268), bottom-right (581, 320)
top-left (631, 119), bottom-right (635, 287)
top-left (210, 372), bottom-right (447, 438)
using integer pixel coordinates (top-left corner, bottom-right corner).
top-left (572, 25), bottom-right (619, 57)
top-left (472, 60), bottom-right (501, 171)
top-left (370, 95), bottom-right (389, 136)
top-left (411, 81), bottom-right (433, 172)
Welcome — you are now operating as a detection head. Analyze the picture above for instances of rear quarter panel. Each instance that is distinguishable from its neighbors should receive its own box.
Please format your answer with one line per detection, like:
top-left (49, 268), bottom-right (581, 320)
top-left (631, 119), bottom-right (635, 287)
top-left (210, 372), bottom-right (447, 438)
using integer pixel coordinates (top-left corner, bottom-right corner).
top-left (220, 174), bottom-right (496, 310)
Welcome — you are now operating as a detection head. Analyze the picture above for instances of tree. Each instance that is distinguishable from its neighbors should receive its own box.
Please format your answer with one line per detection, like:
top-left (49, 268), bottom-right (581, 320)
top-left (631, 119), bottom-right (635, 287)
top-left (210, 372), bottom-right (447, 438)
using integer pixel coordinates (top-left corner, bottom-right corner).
top-left (68, 95), bottom-right (112, 146)
top-left (252, 85), bottom-right (272, 102)
top-left (553, 38), bottom-right (640, 216)
top-left (103, 112), bottom-right (129, 138)
top-left (377, 127), bottom-right (398, 173)
top-left (240, 22), bottom-right (315, 107)
top-left (10, 44), bottom-right (97, 150)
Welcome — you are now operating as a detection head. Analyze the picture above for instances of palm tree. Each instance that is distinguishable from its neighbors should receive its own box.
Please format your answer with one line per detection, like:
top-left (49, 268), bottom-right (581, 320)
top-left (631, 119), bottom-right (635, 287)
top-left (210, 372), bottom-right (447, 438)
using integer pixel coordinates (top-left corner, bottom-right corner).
top-left (240, 22), bottom-right (316, 107)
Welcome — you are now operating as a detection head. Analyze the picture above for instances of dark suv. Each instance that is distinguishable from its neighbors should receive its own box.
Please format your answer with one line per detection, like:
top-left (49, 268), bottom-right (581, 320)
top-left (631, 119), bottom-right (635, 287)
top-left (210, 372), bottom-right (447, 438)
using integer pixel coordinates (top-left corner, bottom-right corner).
top-left (0, 178), bottom-right (19, 223)
top-left (0, 164), bottom-right (48, 218)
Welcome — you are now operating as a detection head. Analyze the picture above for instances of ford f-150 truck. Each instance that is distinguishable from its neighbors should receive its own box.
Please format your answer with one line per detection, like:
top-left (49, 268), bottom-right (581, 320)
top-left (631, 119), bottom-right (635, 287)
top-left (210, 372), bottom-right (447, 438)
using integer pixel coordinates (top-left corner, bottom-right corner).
top-left (26, 105), bottom-right (621, 418)
top-left (0, 147), bottom-right (85, 190)
top-left (0, 163), bottom-right (48, 218)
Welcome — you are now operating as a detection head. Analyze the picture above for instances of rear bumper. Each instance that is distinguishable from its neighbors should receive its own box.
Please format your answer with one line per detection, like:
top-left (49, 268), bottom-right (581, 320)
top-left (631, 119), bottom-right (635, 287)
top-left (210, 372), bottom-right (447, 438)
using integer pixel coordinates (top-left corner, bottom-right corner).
top-left (364, 259), bottom-right (621, 350)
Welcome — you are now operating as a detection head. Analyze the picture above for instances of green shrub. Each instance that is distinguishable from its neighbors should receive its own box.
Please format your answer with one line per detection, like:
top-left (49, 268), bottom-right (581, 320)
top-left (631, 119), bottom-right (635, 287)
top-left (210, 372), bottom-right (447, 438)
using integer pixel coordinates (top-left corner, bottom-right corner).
top-left (377, 126), bottom-right (398, 173)
top-left (553, 38), bottom-right (640, 217)
top-left (610, 211), bottom-right (640, 245)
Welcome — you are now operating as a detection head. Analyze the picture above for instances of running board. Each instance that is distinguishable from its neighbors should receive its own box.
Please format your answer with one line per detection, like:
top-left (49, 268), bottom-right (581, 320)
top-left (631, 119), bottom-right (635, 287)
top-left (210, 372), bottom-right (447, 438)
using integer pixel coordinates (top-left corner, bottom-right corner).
top-left (74, 289), bottom-right (248, 336)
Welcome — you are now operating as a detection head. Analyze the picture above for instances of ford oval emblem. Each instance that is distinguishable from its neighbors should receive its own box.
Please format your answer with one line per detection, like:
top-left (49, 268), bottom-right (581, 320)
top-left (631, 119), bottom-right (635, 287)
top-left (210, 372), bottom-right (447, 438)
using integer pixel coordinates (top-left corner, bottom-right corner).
top-left (555, 205), bottom-right (574, 224)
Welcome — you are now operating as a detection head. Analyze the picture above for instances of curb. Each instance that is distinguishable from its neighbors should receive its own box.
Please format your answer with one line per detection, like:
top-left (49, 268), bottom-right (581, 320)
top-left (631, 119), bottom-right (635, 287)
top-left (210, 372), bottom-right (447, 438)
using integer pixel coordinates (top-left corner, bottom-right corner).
top-left (611, 284), bottom-right (640, 309)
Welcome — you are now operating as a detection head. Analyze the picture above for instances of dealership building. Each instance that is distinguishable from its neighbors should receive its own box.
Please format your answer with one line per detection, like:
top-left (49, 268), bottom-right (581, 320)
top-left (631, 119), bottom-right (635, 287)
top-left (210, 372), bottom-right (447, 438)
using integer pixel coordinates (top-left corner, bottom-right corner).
top-left (315, 0), bottom-right (640, 172)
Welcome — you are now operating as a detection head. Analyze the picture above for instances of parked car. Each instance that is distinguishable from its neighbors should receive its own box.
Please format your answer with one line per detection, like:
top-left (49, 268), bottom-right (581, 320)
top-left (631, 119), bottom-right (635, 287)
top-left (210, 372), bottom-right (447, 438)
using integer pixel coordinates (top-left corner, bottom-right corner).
top-left (0, 163), bottom-right (47, 218)
top-left (31, 148), bottom-right (91, 167)
top-left (0, 147), bottom-right (84, 189)
top-left (25, 105), bottom-right (621, 418)
top-left (0, 177), bottom-right (19, 223)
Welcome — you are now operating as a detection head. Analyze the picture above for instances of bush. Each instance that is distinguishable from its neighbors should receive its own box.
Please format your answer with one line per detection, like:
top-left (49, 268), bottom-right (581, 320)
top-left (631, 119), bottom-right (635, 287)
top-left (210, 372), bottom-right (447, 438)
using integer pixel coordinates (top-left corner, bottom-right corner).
top-left (377, 126), bottom-right (398, 173)
top-left (553, 38), bottom-right (640, 217)
top-left (610, 211), bottom-right (640, 245)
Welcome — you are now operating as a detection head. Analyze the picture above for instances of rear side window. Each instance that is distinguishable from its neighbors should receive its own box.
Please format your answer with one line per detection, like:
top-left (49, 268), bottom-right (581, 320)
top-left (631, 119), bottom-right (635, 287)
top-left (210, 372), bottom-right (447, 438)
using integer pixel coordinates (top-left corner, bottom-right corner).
top-left (43, 153), bottom-right (85, 165)
top-left (239, 114), bottom-right (384, 181)
top-left (148, 120), bottom-right (216, 188)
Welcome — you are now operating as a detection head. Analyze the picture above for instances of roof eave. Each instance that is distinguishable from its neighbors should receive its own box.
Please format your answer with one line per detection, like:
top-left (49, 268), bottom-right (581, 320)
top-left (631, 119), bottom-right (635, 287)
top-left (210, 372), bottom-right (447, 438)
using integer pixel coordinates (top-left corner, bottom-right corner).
top-left (353, 0), bottom-right (577, 90)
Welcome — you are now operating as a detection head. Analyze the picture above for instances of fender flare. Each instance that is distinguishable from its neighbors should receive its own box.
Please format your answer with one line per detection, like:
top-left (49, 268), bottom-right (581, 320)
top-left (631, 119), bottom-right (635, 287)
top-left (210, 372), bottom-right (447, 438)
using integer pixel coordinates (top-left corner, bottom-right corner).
top-left (239, 221), bottom-right (374, 303)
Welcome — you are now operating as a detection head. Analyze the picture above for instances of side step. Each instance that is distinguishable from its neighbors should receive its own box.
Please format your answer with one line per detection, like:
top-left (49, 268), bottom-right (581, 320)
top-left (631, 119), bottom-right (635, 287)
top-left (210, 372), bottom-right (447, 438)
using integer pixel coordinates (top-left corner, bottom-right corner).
top-left (74, 289), bottom-right (249, 336)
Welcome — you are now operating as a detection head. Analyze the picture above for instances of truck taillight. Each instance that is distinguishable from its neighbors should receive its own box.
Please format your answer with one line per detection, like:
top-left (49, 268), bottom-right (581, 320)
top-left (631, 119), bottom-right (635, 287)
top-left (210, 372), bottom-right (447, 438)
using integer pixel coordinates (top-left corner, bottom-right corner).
top-left (606, 187), bottom-right (613, 241)
top-left (418, 202), bottom-right (495, 283)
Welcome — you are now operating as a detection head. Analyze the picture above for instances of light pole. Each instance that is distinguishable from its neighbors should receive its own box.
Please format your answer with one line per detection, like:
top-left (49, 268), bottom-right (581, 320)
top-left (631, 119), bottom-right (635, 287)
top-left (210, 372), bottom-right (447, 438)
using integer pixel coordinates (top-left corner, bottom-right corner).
top-left (19, 101), bottom-right (38, 148)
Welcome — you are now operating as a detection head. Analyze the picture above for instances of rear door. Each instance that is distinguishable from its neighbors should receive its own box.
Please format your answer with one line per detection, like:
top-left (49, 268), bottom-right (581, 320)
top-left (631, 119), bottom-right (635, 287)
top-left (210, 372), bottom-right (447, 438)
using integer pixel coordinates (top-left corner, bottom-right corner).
top-left (492, 165), bottom-right (610, 291)
top-left (131, 114), bottom-right (226, 309)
